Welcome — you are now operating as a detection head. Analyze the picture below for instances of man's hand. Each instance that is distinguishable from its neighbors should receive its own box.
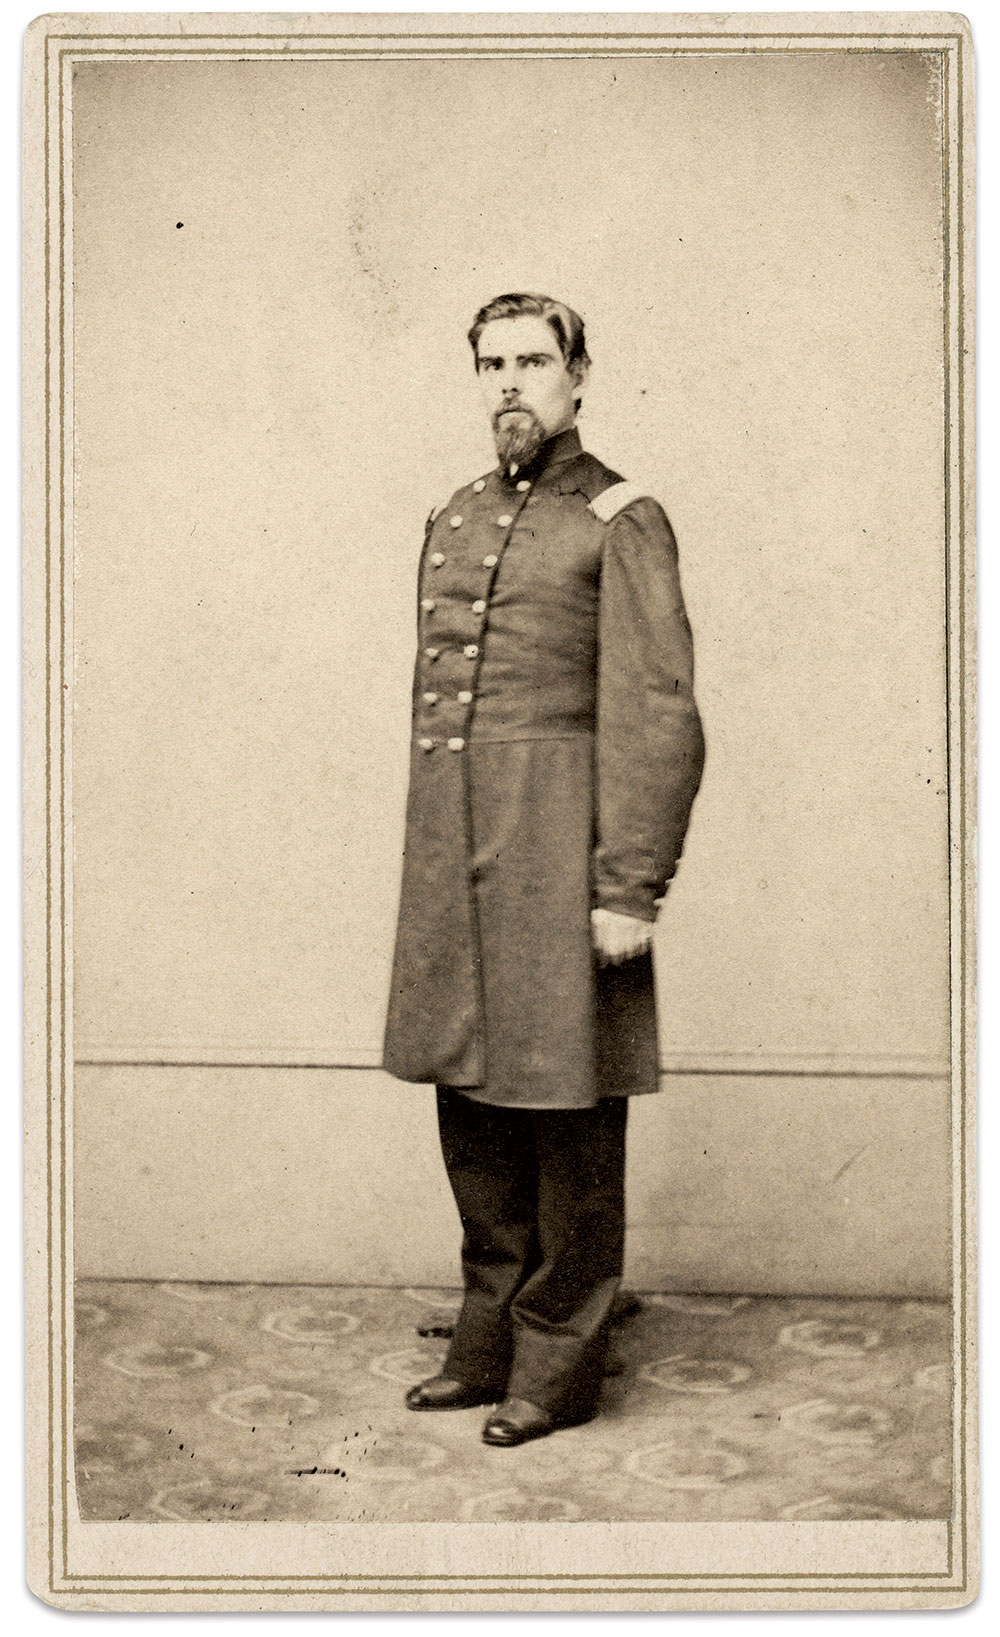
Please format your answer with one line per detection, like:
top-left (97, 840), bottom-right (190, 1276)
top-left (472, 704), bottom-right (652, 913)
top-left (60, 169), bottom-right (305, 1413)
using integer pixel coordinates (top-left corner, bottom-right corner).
top-left (591, 908), bottom-right (654, 965)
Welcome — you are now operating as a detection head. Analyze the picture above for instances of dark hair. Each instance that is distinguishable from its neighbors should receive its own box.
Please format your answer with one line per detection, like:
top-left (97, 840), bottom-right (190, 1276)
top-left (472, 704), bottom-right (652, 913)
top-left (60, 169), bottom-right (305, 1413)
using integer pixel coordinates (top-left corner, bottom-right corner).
top-left (467, 292), bottom-right (591, 378)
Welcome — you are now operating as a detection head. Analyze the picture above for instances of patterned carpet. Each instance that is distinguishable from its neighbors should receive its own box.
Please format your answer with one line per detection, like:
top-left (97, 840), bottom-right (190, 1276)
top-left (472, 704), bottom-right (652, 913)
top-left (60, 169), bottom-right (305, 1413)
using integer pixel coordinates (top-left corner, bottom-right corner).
top-left (74, 1282), bottom-right (953, 1524)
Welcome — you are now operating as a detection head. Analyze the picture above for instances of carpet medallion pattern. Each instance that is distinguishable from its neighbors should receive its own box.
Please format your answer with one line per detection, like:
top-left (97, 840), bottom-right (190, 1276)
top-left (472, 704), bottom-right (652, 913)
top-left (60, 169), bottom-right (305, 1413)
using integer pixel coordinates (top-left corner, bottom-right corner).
top-left (74, 1282), bottom-right (953, 1523)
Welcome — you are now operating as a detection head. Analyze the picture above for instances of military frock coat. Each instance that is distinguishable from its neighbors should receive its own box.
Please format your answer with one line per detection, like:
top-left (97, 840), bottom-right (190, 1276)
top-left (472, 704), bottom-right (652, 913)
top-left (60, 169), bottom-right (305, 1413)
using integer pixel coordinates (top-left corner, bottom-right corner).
top-left (382, 427), bottom-right (704, 1109)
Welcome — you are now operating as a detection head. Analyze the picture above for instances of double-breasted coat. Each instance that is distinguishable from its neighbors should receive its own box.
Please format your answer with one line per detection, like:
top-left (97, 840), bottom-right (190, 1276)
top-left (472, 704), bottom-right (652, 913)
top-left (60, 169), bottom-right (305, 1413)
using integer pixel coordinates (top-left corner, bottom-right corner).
top-left (382, 427), bottom-right (704, 1109)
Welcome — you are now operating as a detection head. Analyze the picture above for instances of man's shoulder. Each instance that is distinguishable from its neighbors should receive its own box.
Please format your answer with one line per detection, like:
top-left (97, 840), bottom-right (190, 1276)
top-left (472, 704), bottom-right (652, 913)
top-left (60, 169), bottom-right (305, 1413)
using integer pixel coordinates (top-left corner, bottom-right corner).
top-left (571, 453), bottom-right (663, 524)
top-left (589, 480), bottom-right (663, 523)
top-left (563, 450), bottom-right (624, 503)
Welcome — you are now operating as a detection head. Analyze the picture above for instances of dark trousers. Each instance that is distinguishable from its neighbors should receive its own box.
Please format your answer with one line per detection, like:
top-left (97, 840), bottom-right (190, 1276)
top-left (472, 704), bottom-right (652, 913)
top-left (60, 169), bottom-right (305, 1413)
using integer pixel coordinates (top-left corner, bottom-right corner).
top-left (436, 1087), bottom-right (627, 1420)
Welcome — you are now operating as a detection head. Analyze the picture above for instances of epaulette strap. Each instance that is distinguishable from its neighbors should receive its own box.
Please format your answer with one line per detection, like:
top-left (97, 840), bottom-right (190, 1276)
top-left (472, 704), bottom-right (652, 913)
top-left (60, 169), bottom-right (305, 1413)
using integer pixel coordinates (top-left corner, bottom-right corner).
top-left (589, 481), bottom-right (653, 523)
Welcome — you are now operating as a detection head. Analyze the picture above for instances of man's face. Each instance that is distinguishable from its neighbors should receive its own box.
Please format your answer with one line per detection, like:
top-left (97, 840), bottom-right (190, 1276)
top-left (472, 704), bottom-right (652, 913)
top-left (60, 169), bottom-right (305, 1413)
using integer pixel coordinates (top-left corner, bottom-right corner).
top-left (475, 315), bottom-right (584, 467)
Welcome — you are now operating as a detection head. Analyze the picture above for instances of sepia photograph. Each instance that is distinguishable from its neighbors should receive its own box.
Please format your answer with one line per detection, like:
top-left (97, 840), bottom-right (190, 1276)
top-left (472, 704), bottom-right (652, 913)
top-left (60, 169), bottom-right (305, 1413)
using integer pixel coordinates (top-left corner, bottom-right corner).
top-left (23, 9), bottom-right (976, 1612)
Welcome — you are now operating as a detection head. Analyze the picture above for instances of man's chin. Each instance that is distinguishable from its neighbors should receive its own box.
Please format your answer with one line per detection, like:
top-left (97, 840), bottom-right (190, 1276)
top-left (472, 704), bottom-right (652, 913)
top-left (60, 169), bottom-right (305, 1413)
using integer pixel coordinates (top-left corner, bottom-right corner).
top-left (493, 414), bottom-right (547, 469)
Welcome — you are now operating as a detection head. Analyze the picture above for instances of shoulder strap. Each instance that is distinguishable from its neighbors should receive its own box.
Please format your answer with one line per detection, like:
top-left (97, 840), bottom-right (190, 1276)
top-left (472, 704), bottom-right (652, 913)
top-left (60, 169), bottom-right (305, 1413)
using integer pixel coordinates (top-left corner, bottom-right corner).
top-left (589, 480), bottom-right (653, 523)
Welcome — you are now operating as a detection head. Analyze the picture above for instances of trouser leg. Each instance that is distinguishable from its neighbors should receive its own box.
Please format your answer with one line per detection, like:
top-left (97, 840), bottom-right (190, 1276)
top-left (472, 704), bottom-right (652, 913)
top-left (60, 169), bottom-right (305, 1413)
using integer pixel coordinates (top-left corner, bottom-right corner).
top-left (435, 1087), bottom-right (539, 1394)
top-left (506, 1097), bottom-right (628, 1421)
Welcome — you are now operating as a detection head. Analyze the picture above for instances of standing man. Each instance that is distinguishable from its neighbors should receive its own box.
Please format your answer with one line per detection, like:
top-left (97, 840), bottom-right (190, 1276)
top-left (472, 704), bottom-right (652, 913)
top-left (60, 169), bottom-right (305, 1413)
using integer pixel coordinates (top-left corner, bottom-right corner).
top-left (383, 293), bottom-right (704, 1446)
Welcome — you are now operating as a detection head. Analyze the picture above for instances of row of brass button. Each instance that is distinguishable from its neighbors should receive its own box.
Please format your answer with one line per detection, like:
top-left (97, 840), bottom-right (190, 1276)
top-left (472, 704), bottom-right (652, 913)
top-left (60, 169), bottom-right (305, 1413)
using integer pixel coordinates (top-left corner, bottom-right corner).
top-left (417, 488), bottom-right (530, 755)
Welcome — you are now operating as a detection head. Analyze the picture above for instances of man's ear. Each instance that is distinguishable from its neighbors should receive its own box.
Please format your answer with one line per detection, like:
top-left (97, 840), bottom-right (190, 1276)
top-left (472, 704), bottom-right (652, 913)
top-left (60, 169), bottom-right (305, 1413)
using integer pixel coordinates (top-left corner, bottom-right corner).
top-left (571, 358), bottom-right (589, 410)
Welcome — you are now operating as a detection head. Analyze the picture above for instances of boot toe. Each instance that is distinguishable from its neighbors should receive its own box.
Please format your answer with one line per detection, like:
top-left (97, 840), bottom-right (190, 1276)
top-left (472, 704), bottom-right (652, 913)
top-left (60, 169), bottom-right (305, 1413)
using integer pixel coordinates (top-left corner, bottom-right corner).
top-left (481, 1397), bottom-right (555, 1446)
top-left (405, 1375), bottom-right (497, 1411)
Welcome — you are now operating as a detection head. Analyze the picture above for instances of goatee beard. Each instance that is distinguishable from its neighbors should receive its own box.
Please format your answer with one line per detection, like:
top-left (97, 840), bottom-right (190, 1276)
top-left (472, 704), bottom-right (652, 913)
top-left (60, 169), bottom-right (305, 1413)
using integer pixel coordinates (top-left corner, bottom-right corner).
top-left (492, 406), bottom-right (547, 470)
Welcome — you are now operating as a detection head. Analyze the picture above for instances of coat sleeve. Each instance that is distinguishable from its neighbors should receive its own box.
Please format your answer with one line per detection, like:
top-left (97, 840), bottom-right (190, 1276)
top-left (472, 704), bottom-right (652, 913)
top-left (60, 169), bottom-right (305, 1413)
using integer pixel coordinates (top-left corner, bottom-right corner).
top-left (593, 497), bottom-right (705, 921)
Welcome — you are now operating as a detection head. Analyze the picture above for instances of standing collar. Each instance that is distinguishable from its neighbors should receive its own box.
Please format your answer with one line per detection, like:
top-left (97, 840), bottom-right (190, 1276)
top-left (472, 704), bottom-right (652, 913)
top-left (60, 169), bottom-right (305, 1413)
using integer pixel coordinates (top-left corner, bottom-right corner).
top-left (503, 425), bottom-right (582, 482)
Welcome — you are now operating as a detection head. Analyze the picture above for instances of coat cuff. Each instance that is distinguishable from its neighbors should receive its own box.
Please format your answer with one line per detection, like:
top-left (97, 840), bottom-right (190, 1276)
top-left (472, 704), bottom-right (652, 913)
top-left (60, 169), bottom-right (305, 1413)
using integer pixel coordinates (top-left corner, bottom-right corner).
top-left (593, 851), bottom-right (673, 922)
top-left (592, 887), bottom-right (662, 923)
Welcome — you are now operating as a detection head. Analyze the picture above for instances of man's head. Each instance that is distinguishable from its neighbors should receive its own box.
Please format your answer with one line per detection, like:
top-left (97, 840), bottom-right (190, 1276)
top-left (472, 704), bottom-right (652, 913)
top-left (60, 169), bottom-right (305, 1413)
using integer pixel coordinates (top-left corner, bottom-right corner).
top-left (468, 293), bottom-right (590, 469)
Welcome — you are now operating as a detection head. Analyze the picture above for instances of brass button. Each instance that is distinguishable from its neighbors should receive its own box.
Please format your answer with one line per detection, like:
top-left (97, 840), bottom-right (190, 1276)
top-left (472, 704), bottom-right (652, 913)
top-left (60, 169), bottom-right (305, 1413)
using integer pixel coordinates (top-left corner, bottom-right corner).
top-left (430, 551), bottom-right (445, 567)
top-left (457, 690), bottom-right (473, 705)
top-left (473, 479), bottom-right (486, 493)
top-left (422, 692), bottom-right (438, 705)
top-left (463, 644), bottom-right (479, 659)
top-left (420, 598), bottom-right (436, 613)
top-left (482, 553), bottom-right (498, 568)
top-left (447, 737), bottom-right (466, 752)
top-left (418, 738), bottom-right (434, 752)
top-left (516, 479), bottom-right (531, 492)
top-left (450, 514), bottom-right (463, 528)
top-left (497, 513), bottom-right (513, 527)
top-left (424, 646), bottom-right (440, 660)
top-left (472, 598), bottom-right (487, 614)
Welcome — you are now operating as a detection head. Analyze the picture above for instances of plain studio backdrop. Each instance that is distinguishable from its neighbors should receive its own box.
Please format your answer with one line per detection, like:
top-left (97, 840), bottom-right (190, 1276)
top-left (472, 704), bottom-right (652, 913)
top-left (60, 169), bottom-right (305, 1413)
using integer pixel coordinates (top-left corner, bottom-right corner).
top-left (70, 51), bottom-right (950, 1294)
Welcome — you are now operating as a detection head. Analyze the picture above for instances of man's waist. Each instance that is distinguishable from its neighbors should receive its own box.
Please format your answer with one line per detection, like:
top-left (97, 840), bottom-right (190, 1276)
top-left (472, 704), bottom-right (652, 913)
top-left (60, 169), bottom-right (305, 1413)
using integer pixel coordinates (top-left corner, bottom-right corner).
top-left (412, 708), bottom-right (594, 751)
top-left (413, 726), bottom-right (594, 745)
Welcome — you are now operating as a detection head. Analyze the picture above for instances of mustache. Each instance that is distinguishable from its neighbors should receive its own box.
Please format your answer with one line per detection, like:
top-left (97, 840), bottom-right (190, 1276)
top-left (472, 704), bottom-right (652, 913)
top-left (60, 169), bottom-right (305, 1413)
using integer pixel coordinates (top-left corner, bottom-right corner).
top-left (492, 401), bottom-right (537, 426)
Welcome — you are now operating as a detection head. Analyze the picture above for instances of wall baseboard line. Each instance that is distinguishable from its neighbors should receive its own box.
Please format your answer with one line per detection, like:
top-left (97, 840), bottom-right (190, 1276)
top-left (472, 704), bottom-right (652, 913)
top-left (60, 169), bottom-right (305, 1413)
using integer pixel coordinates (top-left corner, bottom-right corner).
top-left (74, 1046), bottom-right (949, 1080)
